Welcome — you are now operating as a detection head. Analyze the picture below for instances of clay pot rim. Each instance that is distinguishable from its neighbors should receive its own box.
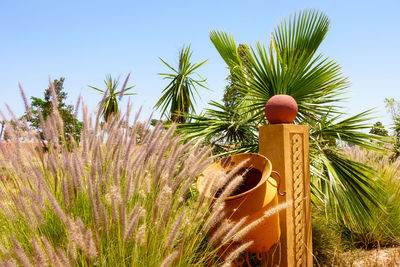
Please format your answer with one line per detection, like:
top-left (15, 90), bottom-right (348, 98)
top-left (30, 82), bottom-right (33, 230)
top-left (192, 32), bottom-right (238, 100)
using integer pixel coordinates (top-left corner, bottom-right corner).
top-left (197, 152), bottom-right (276, 201)
top-left (222, 153), bottom-right (273, 201)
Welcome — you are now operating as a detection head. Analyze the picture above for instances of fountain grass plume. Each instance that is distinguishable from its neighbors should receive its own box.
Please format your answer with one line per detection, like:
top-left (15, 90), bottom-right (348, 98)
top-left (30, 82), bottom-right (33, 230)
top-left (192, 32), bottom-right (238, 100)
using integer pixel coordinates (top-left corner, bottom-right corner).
top-left (221, 241), bottom-right (254, 267)
top-left (0, 87), bottom-right (287, 266)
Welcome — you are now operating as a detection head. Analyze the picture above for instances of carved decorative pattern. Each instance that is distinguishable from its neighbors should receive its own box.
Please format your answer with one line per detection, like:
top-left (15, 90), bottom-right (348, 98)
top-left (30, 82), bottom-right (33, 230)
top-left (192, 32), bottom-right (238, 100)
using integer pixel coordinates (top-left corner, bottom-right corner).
top-left (291, 134), bottom-right (306, 266)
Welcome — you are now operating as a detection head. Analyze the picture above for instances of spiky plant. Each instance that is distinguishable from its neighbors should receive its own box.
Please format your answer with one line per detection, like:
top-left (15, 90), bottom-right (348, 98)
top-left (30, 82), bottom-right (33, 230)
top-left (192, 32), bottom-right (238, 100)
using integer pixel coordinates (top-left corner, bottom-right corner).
top-left (89, 73), bottom-right (135, 122)
top-left (154, 45), bottom-right (208, 123)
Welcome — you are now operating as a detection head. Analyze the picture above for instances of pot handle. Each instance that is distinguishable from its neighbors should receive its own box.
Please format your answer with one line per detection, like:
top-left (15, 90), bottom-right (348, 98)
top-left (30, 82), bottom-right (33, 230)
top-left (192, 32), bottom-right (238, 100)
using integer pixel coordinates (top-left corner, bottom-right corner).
top-left (270, 171), bottom-right (286, 196)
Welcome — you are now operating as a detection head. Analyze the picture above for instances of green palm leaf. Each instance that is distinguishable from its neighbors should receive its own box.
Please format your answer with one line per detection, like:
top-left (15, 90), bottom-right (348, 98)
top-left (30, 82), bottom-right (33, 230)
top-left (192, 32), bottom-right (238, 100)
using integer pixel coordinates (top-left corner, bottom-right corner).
top-left (316, 149), bottom-right (383, 228)
top-left (177, 101), bottom-right (258, 156)
top-left (155, 45), bottom-right (208, 123)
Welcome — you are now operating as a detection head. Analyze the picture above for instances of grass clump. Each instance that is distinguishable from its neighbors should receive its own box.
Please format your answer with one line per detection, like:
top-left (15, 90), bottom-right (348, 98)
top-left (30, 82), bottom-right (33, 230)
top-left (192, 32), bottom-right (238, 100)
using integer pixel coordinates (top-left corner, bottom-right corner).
top-left (0, 85), bottom-right (259, 266)
top-left (312, 209), bottom-right (342, 266)
top-left (339, 147), bottom-right (400, 249)
top-left (311, 146), bottom-right (400, 265)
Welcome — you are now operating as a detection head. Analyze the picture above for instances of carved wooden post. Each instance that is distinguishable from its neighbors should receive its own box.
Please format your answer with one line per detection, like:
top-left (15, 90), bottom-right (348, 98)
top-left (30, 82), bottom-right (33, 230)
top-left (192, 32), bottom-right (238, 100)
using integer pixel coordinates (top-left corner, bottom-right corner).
top-left (260, 95), bottom-right (312, 267)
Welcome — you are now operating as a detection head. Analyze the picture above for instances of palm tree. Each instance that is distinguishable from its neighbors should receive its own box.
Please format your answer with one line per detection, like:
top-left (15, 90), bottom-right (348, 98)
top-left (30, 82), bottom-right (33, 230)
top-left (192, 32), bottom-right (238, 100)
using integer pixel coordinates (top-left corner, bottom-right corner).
top-left (179, 10), bottom-right (388, 228)
top-left (154, 45), bottom-right (208, 123)
top-left (89, 74), bottom-right (135, 122)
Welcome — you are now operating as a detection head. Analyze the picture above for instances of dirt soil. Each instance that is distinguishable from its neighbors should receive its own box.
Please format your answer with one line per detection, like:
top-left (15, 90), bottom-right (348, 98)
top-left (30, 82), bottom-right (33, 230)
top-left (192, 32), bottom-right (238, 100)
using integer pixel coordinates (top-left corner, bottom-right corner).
top-left (340, 247), bottom-right (400, 267)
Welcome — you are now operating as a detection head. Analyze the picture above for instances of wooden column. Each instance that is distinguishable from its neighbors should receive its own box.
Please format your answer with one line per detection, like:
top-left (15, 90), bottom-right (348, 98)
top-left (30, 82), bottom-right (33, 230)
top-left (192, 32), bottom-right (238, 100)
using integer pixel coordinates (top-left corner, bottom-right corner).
top-left (259, 124), bottom-right (312, 267)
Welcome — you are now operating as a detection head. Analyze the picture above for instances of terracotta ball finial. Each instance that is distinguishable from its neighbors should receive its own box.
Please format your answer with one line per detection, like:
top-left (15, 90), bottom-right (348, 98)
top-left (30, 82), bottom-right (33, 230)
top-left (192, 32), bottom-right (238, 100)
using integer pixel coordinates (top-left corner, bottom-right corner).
top-left (264, 94), bottom-right (298, 124)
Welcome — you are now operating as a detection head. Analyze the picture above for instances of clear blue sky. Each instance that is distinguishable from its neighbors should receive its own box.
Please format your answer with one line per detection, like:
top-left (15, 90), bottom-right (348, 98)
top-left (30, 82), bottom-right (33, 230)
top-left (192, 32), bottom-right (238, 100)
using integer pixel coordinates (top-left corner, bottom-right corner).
top-left (1, 0), bottom-right (399, 129)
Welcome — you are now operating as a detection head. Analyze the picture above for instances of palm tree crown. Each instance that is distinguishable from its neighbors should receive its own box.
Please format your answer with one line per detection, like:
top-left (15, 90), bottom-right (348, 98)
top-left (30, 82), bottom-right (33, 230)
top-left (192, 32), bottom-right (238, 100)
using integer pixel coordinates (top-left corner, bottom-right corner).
top-left (89, 74), bottom-right (135, 122)
top-left (154, 45), bottom-right (208, 123)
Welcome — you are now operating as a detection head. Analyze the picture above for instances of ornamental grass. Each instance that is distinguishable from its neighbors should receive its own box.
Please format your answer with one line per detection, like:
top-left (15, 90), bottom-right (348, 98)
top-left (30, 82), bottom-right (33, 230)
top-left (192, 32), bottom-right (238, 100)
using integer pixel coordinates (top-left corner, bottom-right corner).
top-left (0, 84), bottom-right (287, 266)
top-left (340, 146), bottom-right (400, 249)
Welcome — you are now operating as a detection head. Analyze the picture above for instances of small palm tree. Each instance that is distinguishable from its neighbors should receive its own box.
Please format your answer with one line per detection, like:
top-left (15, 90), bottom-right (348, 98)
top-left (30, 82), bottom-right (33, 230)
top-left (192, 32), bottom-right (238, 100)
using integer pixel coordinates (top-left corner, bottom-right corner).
top-left (89, 74), bottom-right (135, 122)
top-left (154, 45), bottom-right (207, 123)
top-left (180, 10), bottom-right (388, 227)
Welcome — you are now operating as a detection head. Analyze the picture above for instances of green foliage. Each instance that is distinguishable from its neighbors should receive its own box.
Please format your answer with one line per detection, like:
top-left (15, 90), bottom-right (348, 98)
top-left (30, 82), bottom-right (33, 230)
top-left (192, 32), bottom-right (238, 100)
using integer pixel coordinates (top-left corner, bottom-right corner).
top-left (312, 208), bottom-right (342, 266)
top-left (385, 98), bottom-right (400, 119)
top-left (177, 43), bottom-right (256, 154)
top-left (223, 44), bottom-right (250, 109)
top-left (89, 74), bottom-right (135, 122)
top-left (209, 10), bottom-right (349, 124)
top-left (25, 78), bottom-right (83, 145)
top-left (385, 98), bottom-right (400, 159)
top-left (393, 117), bottom-right (400, 158)
top-left (179, 9), bottom-right (387, 228)
top-left (336, 147), bottom-right (400, 249)
top-left (155, 45), bottom-right (208, 123)
top-left (312, 147), bottom-right (400, 264)
top-left (370, 121), bottom-right (388, 137)
top-left (178, 101), bottom-right (258, 155)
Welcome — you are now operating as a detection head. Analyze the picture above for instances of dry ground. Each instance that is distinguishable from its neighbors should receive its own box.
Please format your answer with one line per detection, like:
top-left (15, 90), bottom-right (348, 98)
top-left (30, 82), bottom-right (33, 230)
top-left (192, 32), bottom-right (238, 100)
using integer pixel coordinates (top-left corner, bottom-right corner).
top-left (339, 247), bottom-right (400, 267)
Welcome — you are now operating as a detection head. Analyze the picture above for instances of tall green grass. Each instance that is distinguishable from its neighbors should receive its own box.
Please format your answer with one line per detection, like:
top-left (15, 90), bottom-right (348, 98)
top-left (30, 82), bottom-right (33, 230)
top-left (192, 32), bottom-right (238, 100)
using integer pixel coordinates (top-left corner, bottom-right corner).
top-left (312, 146), bottom-right (400, 266)
top-left (0, 84), bottom-right (271, 266)
top-left (338, 146), bottom-right (400, 249)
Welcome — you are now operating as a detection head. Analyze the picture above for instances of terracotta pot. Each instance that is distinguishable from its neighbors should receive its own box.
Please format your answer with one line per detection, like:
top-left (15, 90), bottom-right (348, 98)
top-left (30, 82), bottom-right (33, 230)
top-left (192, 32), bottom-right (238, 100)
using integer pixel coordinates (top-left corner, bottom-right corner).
top-left (265, 94), bottom-right (298, 124)
top-left (197, 153), bottom-right (280, 253)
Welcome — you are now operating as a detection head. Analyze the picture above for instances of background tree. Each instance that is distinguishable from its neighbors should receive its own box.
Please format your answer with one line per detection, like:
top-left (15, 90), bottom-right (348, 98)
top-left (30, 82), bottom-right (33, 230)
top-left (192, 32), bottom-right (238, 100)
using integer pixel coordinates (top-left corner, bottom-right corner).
top-left (154, 45), bottom-right (208, 123)
top-left (26, 77), bottom-right (83, 143)
top-left (385, 98), bottom-right (400, 119)
top-left (89, 74), bottom-right (135, 122)
top-left (3, 119), bottom-right (27, 141)
top-left (369, 121), bottom-right (388, 137)
top-left (385, 98), bottom-right (400, 158)
top-left (223, 44), bottom-right (250, 109)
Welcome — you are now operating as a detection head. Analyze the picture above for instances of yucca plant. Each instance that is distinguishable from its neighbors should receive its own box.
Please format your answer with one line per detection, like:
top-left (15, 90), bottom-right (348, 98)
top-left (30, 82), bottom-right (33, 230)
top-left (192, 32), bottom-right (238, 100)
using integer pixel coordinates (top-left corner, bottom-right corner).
top-left (178, 9), bottom-right (388, 228)
top-left (0, 83), bottom-right (287, 266)
top-left (154, 45), bottom-right (208, 123)
top-left (89, 73), bottom-right (135, 122)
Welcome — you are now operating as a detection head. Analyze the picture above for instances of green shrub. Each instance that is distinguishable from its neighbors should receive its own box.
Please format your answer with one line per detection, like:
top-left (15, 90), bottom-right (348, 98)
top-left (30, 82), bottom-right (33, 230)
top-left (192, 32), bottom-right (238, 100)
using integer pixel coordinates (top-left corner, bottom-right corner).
top-left (312, 208), bottom-right (342, 266)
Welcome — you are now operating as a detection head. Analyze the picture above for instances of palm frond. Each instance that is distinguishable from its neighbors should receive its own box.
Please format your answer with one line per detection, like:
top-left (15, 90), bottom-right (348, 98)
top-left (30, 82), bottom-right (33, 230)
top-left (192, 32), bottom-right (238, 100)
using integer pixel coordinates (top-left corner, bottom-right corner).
top-left (155, 44), bottom-right (207, 122)
top-left (209, 31), bottom-right (242, 70)
top-left (240, 11), bottom-right (349, 123)
top-left (315, 149), bottom-right (383, 228)
top-left (309, 110), bottom-right (390, 151)
top-left (272, 9), bottom-right (329, 64)
top-left (179, 101), bottom-right (257, 142)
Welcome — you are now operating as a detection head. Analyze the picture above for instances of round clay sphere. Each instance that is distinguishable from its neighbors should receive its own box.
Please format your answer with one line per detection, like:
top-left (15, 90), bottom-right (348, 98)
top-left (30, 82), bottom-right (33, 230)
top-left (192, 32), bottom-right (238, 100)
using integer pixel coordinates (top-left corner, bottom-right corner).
top-left (264, 94), bottom-right (298, 124)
